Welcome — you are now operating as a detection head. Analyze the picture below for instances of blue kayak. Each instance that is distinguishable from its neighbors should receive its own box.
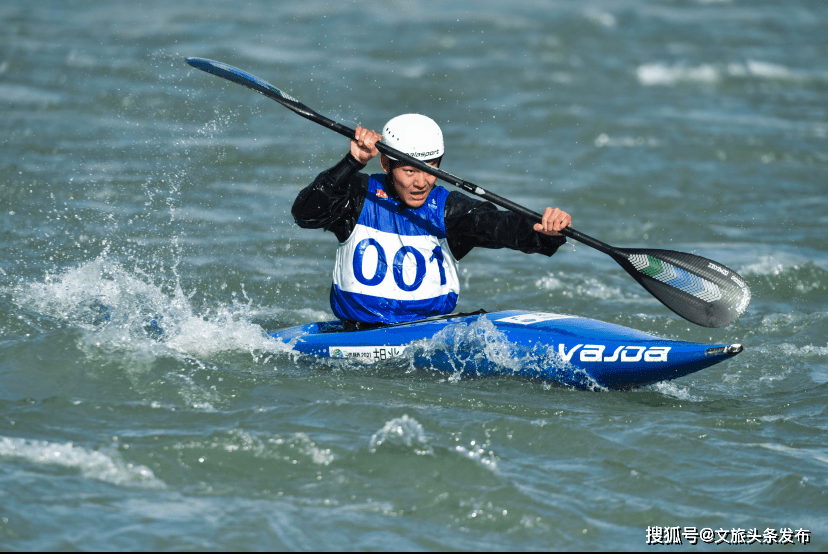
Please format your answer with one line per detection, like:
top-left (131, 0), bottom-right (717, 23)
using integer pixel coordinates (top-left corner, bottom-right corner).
top-left (268, 311), bottom-right (742, 390)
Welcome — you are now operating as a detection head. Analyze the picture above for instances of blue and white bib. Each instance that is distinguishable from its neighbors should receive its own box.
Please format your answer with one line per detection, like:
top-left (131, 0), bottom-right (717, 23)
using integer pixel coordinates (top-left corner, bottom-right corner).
top-left (330, 174), bottom-right (460, 324)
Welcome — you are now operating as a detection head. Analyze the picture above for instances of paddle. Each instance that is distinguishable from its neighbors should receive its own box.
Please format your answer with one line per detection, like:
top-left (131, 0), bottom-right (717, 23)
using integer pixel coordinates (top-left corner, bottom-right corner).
top-left (185, 57), bottom-right (751, 328)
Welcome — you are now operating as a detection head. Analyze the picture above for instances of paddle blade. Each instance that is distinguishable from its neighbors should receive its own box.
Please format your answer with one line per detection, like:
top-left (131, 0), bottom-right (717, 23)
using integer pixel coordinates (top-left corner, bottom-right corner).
top-left (185, 57), bottom-right (314, 116)
top-left (612, 248), bottom-right (751, 328)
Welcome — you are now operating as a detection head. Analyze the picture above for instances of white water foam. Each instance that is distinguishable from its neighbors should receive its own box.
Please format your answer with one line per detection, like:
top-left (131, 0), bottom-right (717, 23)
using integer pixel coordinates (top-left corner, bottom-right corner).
top-left (409, 315), bottom-right (603, 390)
top-left (778, 343), bottom-right (828, 358)
top-left (535, 271), bottom-right (629, 300)
top-left (743, 60), bottom-right (806, 80)
top-left (637, 60), bottom-right (826, 87)
top-left (636, 63), bottom-right (719, 86)
top-left (648, 381), bottom-right (703, 402)
top-left (171, 430), bottom-right (335, 466)
top-left (0, 435), bottom-right (165, 489)
top-left (452, 441), bottom-right (499, 471)
top-left (739, 255), bottom-right (811, 277)
top-left (740, 257), bottom-right (828, 297)
top-left (369, 415), bottom-right (433, 456)
top-left (416, 316), bottom-right (521, 381)
top-left (282, 432), bottom-right (335, 466)
top-left (12, 256), bottom-right (294, 361)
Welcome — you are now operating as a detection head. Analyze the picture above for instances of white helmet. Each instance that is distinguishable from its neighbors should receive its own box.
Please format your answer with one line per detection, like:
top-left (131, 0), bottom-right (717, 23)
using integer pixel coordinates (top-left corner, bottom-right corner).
top-left (381, 114), bottom-right (444, 162)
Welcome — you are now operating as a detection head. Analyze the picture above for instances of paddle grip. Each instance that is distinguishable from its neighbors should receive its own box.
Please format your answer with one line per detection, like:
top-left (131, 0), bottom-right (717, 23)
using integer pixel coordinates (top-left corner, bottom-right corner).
top-left (458, 187), bottom-right (615, 255)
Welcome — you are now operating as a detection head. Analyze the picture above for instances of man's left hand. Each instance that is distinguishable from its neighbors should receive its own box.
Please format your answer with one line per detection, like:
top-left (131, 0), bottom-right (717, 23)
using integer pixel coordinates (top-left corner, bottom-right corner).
top-left (533, 207), bottom-right (571, 236)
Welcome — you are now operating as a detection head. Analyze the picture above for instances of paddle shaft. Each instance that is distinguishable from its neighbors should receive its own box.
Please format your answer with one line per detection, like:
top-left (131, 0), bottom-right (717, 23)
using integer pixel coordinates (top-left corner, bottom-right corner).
top-left (288, 105), bottom-right (614, 255)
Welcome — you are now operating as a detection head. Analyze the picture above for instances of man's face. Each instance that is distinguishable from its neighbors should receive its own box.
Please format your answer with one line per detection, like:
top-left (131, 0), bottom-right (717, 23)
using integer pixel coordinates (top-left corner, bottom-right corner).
top-left (391, 160), bottom-right (440, 209)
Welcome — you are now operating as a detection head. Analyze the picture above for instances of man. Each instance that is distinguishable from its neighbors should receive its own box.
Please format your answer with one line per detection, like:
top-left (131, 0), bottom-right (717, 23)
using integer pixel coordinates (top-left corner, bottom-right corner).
top-left (292, 114), bottom-right (572, 330)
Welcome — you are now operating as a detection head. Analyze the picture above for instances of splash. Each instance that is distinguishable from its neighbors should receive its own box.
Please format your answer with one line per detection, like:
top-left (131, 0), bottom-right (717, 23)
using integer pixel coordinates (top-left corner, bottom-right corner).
top-left (369, 415), bottom-right (433, 455)
top-left (452, 441), bottom-right (498, 471)
top-left (414, 315), bottom-right (519, 380)
top-left (648, 381), bottom-right (703, 402)
top-left (12, 256), bottom-right (293, 361)
top-left (284, 432), bottom-right (335, 466)
top-left (408, 315), bottom-right (602, 390)
top-left (0, 435), bottom-right (165, 489)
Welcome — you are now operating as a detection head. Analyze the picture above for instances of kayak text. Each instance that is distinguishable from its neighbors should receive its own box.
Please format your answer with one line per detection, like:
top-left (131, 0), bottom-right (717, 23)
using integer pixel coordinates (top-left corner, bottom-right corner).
top-left (329, 346), bottom-right (406, 363)
top-left (558, 344), bottom-right (671, 363)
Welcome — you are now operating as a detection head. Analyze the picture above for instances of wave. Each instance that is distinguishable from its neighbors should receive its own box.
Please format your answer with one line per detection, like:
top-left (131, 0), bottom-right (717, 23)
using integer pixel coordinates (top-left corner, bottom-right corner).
top-left (740, 259), bottom-right (828, 301)
top-left (0, 435), bottom-right (165, 489)
top-left (636, 60), bottom-right (826, 87)
top-left (368, 415), bottom-right (499, 470)
top-left (369, 415), bottom-right (433, 455)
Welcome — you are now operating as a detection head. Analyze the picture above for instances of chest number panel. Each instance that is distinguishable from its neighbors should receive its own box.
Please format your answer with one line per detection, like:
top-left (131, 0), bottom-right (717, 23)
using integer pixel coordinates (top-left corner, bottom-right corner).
top-left (353, 238), bottom-right (446, 292)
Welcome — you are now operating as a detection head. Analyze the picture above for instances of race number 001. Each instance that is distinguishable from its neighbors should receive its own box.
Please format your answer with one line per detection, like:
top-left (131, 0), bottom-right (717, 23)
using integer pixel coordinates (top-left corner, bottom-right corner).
top-left (353, 238), bottom-right (446, 291)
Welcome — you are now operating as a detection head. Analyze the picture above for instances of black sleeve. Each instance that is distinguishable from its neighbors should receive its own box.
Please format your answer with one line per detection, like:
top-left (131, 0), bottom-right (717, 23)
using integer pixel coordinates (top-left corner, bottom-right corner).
top-left (444, 191), bottom-right (566, 261)
top-left (291, 153), bottom-right (370, 243)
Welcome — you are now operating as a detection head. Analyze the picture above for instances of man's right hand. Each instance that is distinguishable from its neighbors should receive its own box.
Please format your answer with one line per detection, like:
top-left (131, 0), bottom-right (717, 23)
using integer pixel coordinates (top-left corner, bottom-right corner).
top-left (350, 126), bottom-right (381, 165)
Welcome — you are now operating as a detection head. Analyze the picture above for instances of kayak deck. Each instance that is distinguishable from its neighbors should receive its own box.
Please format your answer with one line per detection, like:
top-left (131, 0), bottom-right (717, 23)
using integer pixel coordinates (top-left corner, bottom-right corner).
top-left (268, 311), bottom-right (742, 390)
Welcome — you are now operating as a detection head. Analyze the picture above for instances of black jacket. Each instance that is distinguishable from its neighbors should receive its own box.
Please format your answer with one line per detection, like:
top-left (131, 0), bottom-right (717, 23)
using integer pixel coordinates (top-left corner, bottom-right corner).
top-left (291, 153), bottom-right (565, 261)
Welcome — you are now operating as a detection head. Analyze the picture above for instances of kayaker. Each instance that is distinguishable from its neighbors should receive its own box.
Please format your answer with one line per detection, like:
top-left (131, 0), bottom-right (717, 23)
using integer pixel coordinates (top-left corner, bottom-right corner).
top-left (292, 114), bottom-right (572, 330)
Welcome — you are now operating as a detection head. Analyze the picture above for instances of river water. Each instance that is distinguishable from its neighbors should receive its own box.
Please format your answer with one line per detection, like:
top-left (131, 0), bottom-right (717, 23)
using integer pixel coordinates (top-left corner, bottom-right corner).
top-left (2, 0), bottom-right (827, 550)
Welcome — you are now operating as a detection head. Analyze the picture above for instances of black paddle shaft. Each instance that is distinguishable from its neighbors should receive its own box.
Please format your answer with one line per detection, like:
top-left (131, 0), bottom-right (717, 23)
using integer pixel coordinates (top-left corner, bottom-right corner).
top-left (277, 100), bottom-right (615, 254)
top-left (184, 57), bottom-right (751, 327)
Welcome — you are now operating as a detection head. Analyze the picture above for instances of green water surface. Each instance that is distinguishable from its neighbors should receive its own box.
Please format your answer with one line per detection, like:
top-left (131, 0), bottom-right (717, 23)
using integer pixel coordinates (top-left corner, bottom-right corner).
top-left (1, 0), bottom-right (827, 550)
